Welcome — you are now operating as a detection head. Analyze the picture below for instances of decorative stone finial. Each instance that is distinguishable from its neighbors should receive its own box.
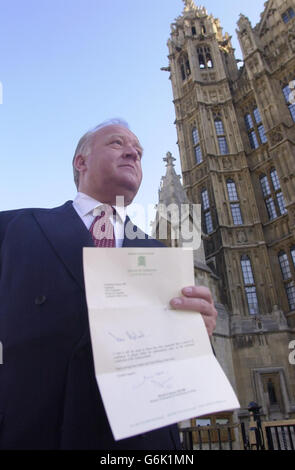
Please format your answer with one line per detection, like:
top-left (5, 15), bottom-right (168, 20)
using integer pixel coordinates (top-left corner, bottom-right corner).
top-left (163, 151), bottom-right (176, 167)
top-left (182, 0), bottom-right (197, 11)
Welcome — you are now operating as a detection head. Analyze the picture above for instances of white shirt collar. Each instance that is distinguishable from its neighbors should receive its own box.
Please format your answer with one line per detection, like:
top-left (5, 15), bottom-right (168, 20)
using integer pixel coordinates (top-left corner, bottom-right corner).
top-left (73, 192), bottom-right (127, 223)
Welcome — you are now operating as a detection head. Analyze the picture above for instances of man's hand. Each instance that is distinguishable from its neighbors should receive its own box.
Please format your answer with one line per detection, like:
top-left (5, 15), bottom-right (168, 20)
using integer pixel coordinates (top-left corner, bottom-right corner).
top-left (170, 286), bottom-right (217, 337)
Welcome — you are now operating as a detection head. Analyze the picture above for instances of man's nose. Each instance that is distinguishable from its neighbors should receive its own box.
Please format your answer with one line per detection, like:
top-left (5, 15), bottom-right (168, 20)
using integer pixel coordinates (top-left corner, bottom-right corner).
top-left (123, 144), bottom-right (140, 161)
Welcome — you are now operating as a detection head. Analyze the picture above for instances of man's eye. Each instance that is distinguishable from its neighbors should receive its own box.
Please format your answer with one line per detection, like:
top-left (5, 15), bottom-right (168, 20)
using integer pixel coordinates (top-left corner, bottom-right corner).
top-left (135, 147), bottom-right (142, 158)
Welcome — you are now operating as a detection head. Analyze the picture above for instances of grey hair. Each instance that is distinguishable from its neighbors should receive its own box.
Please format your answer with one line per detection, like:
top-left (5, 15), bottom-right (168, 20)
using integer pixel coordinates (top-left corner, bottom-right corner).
top-left (72, 118), bottom-right (130, 189)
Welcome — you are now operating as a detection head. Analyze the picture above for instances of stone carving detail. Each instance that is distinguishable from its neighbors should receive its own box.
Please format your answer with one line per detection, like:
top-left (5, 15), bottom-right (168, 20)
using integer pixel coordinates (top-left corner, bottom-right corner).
top-left (237, 230), bottom-right (248, 244)
top-left (212, 108), bottom-right (221, 118)
top-left (241, 30), bottom-right (254, 55)
top-left (238, 15), bottom-right (255, 56)
top-left (272, 305), bottom-right (288, 329)
top-left (223, 158), bottom-right (231, 169)
top-left (209, 90), bottom-right (218, 102)
top-left (269, 127), bottom-right (283, 146)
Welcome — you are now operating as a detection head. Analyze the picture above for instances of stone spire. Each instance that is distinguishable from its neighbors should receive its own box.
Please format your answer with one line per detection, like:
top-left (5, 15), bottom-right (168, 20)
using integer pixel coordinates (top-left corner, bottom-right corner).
top-left (182, 0), bottom-right (197, 12)
top-left (158, 152), bottom-right (189, 206)
top-left (152, 151), bottom-right (209, 267)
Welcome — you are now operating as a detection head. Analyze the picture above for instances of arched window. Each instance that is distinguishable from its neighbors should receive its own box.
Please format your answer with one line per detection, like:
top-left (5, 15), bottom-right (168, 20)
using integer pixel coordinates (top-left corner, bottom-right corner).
top-left (227, 179), bottom-right (238, 201)
top-left (260, 174), bottom-right (271, 197)
top-left (192, 127), bottom-right (199, 146)
top-left (253, 107), bottom-right (267, 143)
top-left (214, 118), bottom-right (228, 155)
top-left (270, 168), bottom-right (280, 190)
top-left (282, 7), bottom-right (295, 23)
top-left (240, 255), bottom-right (259, 315)
top-left (198, 51), bottom-right (206, 69)
top-left (259, 170), bottom-right (287, 220)
top-left (244, 106), bottom-right (267, 149)
top-left (206, 52), bottom-right (213, 68)
top-left (259, 174), bottom-right (277, 220)
top-left (192, 127), bottom-right (203, 164)
top-left (226, 179), bottom-right (243, 225)
top-left (215, 118), bottom-right (225, 135)
top-left (270, 168), bottom-right (287, 215)
top-left (286, 282), bottom-right (295, 311)
top-left (245, 113), bottom-right (258, 149)
top-left (241, 255), bottom-right (255, 284)
top-left (282, 81), bottom-right (295, 122)
top-left (278, 251), bottom-right (292, 280)
top-left (197, 45), bottom-right (213, 69)
top-left (278, 250), bottom-right (295, 311)
top-left (180, 64), bottom-right (186, 81)
top-left (201, 189), bottom-right (213, 234)
top-left (179, 54), bottom-right (191, 81)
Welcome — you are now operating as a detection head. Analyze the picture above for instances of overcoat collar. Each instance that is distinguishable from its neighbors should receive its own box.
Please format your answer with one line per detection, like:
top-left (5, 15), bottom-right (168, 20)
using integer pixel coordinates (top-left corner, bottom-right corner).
top-left (33, 201), bottom-right (94, 291)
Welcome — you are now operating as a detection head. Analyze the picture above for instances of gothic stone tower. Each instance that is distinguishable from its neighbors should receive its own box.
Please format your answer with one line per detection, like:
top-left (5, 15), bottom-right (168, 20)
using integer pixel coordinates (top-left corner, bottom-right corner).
top-left (164, 0), bottom-right (295, 422)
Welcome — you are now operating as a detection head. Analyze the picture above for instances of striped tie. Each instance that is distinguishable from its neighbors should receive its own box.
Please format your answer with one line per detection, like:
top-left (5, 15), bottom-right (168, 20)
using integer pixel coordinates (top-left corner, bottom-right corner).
top-left (89, 205), bottom-right (115, 247)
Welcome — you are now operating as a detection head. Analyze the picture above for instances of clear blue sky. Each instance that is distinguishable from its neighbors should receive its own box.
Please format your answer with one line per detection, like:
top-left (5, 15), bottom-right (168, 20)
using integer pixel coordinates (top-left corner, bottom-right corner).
top-left (0, 0), bottom-right (266, 231)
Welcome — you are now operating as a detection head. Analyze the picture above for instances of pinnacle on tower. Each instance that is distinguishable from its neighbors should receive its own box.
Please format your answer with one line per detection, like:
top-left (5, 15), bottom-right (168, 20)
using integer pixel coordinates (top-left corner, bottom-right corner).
top-left (163, 151), bottom-right (176, 168)
top-left (182, 0), bottom-right (197, 12)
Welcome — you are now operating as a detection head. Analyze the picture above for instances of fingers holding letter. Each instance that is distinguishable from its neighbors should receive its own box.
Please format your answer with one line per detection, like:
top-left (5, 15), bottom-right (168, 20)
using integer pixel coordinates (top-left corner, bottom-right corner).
top-left (170, 286), bottom-right (217, 337)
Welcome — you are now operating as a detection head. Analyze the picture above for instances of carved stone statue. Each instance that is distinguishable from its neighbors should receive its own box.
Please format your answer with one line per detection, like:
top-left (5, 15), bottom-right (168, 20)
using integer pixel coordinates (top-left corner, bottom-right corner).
top-left (242, 31), bottom-right (253, 55)
top-left (237, 230), bottom-right (247, 244)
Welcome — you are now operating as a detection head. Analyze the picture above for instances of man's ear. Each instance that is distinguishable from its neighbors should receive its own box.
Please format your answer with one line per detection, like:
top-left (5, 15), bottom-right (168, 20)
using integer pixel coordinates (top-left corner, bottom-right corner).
top-left (74, 154), bottom-right (87, 173)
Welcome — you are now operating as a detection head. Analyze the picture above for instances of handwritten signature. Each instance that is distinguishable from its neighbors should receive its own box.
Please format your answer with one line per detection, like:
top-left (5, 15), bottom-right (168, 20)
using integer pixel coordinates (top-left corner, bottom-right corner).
top-left (133, 371), bottom-right (173, 390)
top-left (108, 330), bottom-right (146, 342)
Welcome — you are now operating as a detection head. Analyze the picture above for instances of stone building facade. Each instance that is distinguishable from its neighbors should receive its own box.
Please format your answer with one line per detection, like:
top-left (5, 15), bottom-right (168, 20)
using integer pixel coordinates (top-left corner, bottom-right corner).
top-left (158, 0), bottom-right (295, 426)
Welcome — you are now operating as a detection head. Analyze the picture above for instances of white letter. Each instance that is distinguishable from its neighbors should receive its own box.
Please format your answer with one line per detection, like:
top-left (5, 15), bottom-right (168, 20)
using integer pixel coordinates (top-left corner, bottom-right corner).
top-left (180, 204), bottom-right (201, 249)
top-left (157, 203), bottom-right (180, 241)
top-left (126, 202), bottom-right (146, 238)
top-left (144, 455), bottom-right (153, 465)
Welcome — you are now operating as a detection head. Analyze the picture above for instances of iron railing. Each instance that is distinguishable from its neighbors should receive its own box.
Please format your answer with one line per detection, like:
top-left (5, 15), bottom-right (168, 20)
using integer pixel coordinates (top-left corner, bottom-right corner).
top-left (180, 419), bottom-right (295, 450)
top-left (180, 422), bottom-right (247, 450)
top-left (262, 420), bottom-right (295, 450)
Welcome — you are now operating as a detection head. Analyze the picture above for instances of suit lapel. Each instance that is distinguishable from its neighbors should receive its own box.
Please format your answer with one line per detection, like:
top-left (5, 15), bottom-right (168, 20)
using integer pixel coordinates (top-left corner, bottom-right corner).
top-left (34, 206), bottom-right (153, 290)
top-left (122, 216), bottom-right (151, 247)
top-left (33, 201), bottom-right (94, 290)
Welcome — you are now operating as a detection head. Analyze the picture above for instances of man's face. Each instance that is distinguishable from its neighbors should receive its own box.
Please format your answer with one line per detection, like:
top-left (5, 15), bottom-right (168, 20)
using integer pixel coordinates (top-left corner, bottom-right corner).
top-left (77, 125), bottom-right (143, 205)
